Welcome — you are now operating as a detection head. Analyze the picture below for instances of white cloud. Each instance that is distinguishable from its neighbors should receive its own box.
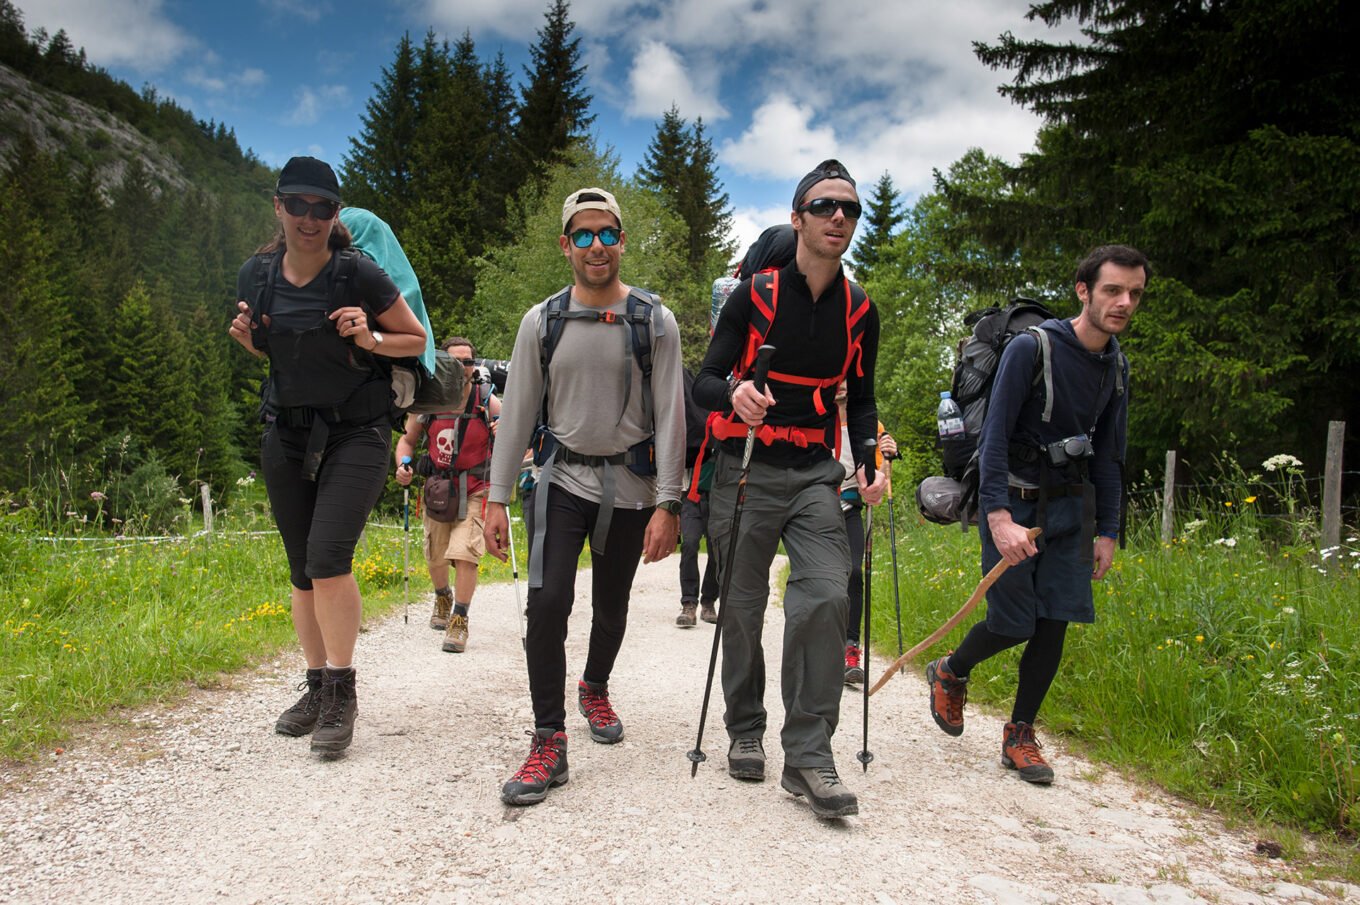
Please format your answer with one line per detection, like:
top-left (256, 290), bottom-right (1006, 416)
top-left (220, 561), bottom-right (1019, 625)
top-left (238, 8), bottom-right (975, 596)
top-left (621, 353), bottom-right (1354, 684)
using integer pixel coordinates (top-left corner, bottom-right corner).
top-left (288, 84), bottom-right (350, 126)
top-left (20, 0), bottom-right (195, 71)
top-left (258, 0), bottom-right (331, 24)
top-left (184, 66), bottom-right (268, 95)
top-left (727, 203), bottom-right (791, 264)
top-left (625, 40), bottom-right (727, 122)
top-left (720, 96), bottom-right (838, 181)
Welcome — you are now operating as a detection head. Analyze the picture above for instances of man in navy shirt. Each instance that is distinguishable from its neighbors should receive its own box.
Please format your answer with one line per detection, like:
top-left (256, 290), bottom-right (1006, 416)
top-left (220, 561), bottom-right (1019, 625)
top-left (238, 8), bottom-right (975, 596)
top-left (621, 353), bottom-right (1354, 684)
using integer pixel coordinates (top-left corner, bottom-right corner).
top-left (925, 244), bottom-right (1148, 783)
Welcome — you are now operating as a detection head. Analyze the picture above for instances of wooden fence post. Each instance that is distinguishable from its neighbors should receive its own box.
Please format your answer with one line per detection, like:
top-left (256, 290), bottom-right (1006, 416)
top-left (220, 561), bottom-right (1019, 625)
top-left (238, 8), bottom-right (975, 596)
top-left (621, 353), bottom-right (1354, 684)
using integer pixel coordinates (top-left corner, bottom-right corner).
top-left (1161, 450), bottom-right (1176, 543)
top-left (200, 483), bottom-right (213, 534)
top-left (1322, 421), bottom-right (1345, 567)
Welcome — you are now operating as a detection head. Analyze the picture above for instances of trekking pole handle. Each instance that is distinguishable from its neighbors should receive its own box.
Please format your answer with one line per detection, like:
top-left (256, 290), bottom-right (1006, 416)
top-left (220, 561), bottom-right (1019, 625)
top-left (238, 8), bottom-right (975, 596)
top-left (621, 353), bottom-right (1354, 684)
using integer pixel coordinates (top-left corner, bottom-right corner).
top-left (400, 455), bottom-right (412, 466)
top-left (862, 438), bottom-right (877, 487)
top-left (752, 344), bottom-right (775, 395)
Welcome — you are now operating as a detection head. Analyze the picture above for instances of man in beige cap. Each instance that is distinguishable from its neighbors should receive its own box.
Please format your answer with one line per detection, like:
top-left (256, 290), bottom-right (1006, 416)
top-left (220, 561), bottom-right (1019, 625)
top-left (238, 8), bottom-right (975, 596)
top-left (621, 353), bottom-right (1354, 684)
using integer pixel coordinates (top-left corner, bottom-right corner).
top-left (484, 187), bottom-right (686, 805)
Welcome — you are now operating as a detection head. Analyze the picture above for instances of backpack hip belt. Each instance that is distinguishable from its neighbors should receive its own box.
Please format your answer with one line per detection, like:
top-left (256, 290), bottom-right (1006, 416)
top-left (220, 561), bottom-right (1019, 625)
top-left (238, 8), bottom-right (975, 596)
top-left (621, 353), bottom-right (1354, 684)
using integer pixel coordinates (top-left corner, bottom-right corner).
top-left (708, 417), bottom-right (829, 450)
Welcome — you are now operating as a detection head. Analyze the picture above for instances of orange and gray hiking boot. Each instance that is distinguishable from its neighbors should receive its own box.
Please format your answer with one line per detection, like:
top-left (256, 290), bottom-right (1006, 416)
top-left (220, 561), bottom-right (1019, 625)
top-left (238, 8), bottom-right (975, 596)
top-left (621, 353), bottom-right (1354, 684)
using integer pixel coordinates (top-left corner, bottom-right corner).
top-left (843, 642), bottom-right (865, 685)
top-left (501, 728), bottom-right (569, 805)
top-left (1002, 721), bottom-right (1055, 784)
top-left (925, 654), bottom-right (967, 736)
top-left (430, 591), bottom-right (453, 631)
top-left (577, 679), bottom-right (624, 744)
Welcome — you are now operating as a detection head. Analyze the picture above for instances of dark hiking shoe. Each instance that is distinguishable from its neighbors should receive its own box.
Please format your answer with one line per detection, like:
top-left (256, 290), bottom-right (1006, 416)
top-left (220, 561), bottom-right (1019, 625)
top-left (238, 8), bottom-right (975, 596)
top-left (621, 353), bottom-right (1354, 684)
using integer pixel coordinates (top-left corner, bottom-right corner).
top-left (699, 601), bottom-right (718, 624)
top-left (430, 591), bottom-right (453, 631)
top-left (676, 601), bottom-right (698, 627)
top-left (501, 729), bottom-right (569, 806)
top-left (577, 680), bottom-right (624, 744)
top-left (1002, 721), bottom-right (1054, 784)
top-left (441, 613), bottom-right (469, 652)
top-left (925, 654), bottom-right (967, 737)
top-left (844, 642), bottom-right (865, 685)
top-left (727, 737), bottom-right (765, 781)
top-left (780, 765), bottom-right (859, 818)
top-left (274, 668), bottom-right (323, 736)
top-left (310, 667), bottom-right (357, 755)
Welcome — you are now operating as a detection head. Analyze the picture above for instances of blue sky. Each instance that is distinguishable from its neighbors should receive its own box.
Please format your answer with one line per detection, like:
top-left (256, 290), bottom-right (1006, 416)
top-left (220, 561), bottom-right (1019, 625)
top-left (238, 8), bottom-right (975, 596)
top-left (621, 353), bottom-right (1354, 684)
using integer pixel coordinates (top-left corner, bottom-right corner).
top-left (17, 0), bottom-right (1071, 251)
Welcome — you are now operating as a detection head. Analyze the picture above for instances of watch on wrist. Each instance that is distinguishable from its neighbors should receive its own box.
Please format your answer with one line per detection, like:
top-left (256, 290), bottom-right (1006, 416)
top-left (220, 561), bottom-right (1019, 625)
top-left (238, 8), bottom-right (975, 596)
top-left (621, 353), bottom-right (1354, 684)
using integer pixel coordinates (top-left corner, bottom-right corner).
top-left (370, 330), bottom-right (384, 350)
top-left (656, 499), bottom-right (682, 515)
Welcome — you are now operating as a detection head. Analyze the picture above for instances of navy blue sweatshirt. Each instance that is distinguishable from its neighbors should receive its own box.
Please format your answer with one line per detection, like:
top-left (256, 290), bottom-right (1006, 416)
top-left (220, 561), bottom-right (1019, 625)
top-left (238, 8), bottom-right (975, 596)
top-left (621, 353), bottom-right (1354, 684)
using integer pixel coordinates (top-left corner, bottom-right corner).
top-left (977, 318), bottom-right (1127, 536)
top-left (694, 261), bottom-right (880, 470)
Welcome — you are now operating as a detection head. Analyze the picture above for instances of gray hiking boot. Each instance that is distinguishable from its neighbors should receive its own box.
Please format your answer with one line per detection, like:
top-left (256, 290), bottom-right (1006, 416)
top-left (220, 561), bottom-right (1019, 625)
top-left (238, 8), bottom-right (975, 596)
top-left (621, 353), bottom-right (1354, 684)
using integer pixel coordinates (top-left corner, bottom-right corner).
top-left (676, 601), bottom-right (698, 627)
top-left (274, 668), bottom-right (323, 736)
top-left (699, 600), bottom-right (718, 624)
top-left (780, 765), bottom-right (859, 818)
top-left (727, 737), bottom-right (765, 781)
top-left (310, 667), bottom-right (357, 756)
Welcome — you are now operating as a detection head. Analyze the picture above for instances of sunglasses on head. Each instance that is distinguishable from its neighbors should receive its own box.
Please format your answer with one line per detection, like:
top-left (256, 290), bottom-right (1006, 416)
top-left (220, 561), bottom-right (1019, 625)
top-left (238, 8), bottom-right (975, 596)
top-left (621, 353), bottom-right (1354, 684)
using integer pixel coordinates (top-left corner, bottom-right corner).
top-left (797, 198), bottom-right (863, 220)
top-left (568, 226), bottom-right (622, 248)
top-left (279, 195), bottom-right (339, 220)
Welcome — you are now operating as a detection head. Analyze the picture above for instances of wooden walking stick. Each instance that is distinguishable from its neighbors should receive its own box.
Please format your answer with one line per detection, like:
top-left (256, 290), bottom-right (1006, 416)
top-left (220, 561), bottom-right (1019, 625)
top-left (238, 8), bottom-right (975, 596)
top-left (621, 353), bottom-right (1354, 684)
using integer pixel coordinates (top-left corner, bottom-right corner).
top-left (867, 525), bottom-right (1041, 697)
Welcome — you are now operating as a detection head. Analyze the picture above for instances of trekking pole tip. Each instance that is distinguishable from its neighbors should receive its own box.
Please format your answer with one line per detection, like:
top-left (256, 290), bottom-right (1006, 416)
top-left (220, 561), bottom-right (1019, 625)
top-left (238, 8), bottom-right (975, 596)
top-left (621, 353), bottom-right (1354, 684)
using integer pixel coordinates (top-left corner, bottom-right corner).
top-left (857, 749), bottom-right (874, 771)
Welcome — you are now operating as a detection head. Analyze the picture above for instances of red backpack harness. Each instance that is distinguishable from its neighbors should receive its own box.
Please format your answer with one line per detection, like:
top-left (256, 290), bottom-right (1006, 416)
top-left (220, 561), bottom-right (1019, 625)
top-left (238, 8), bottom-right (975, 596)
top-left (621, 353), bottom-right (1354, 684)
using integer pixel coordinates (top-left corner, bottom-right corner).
top-left (688, 269), bottom-right (871, 501)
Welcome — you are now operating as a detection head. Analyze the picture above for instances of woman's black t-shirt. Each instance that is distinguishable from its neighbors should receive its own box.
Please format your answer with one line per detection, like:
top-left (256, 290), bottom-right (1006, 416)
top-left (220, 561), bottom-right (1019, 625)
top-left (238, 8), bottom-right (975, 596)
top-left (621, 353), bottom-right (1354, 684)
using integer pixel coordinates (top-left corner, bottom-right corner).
top-left (237, 249), bottom-right (401, 410)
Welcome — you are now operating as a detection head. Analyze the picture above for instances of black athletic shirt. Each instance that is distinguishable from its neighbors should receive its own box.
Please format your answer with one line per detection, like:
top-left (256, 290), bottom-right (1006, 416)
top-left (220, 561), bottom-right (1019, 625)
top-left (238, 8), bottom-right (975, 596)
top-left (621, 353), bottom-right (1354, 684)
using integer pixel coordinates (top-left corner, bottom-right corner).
top-left (694, 260), bottom-right (880, 470)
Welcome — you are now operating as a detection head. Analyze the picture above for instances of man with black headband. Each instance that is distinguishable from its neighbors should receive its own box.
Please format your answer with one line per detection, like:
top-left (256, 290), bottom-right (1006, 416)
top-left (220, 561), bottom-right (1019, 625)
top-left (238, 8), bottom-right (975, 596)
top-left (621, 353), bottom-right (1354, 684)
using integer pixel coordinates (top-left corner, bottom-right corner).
top-left (484, 187), bottom-right (685, 806)
top-left (694, 160), bottom-right (886, 818)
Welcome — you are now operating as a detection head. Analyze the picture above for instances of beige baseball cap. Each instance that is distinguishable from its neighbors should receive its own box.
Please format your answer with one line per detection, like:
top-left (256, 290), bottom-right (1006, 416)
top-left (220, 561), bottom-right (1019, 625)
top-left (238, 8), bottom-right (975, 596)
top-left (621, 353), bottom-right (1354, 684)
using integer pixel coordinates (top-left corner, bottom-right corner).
top-left (561, 187), bottom-right (622, 232)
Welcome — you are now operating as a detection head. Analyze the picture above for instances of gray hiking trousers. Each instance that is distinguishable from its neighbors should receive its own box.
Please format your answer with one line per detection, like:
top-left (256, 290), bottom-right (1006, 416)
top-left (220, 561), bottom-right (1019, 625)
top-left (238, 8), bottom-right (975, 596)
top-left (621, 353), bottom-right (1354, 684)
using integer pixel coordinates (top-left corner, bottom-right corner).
top-left (708, 450), bottom-right (850, 768)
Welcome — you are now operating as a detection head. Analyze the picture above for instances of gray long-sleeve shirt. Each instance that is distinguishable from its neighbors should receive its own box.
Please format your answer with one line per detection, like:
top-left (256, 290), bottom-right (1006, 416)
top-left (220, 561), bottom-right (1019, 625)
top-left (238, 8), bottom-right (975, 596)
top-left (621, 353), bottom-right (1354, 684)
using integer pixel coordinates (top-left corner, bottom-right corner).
top-left (488, 287), bottom-right (685, 509)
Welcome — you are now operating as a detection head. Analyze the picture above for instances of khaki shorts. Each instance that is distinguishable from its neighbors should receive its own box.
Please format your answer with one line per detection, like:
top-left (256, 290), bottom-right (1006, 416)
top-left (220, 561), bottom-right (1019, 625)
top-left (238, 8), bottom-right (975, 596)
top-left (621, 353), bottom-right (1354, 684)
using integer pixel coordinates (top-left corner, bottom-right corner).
top-left (423, 491), bottom-right (487, 566)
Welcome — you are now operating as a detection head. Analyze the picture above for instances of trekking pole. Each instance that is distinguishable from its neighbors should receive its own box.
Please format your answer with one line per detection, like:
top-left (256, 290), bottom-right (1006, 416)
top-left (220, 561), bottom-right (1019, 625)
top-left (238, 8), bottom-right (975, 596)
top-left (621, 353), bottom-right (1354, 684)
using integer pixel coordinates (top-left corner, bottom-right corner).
top-left (857, 439), bottom-right (876, 772)
top-left (688, 344), bottom-right (775, 778)
top-left (400, 455), bottom-right (412, 625)
top-left (884, 450), bottom-right (905, 669)
top-left (506, 501), bottom-right (526, 652)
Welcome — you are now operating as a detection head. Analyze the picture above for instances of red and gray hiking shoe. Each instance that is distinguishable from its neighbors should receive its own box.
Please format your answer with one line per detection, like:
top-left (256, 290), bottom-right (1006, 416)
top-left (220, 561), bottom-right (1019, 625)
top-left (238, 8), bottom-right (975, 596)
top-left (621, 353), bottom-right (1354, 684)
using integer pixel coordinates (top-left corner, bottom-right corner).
top-left (844, 642), bottom-right (865, 685)
top-left (925, 654), bottom-right (967, 736)
top-left (1002, 721), bottom-right (1055, 784)
top-left (501, 728), bottom-right (569, 805)
top-left (578, 680), bottom-right (624, 744)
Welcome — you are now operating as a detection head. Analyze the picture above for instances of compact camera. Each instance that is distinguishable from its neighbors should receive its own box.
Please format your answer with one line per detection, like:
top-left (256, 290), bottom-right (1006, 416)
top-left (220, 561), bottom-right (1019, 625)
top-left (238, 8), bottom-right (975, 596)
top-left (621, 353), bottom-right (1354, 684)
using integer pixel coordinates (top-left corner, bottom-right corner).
top-left (469, 365), bottom-right (491, 386)
top-left (1043, 434), bottom-right (1094, 467)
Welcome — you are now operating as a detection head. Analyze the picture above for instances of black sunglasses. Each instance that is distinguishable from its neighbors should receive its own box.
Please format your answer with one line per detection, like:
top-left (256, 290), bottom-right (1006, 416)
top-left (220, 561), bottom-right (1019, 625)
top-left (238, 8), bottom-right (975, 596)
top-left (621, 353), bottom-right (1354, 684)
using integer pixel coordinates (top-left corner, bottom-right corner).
top-left (568, 226), bottom-right (622, 248)
top-left (455, 357), bottom-right (476, 366)
top-left (279, 195), bottom-right (339, 220)
top-left (797, 198), bottom-right (863, 220)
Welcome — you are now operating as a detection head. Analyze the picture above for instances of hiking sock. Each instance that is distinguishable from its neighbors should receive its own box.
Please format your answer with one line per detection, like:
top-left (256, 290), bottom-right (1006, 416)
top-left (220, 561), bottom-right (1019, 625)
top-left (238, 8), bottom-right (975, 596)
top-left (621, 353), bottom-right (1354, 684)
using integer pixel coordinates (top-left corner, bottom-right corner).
top-left (434, 586), bottom-right (452, 598)
top-left (325, 662), bottom-right (353, 672)
top-left (453, 603), bottom-right (470, 617)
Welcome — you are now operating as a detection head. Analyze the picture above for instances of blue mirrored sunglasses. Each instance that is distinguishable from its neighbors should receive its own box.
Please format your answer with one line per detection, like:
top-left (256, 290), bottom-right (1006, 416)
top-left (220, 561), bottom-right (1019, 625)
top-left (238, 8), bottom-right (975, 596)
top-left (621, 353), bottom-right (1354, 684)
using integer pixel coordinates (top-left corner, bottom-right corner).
top-left (569, 226), bottom-right (622, 248)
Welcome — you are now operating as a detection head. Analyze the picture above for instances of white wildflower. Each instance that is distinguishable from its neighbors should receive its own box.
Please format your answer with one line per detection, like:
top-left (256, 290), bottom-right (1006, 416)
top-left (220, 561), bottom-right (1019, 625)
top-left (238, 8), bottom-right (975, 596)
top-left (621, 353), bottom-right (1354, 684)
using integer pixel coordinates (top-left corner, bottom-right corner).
top-left (1212, 537), bottom-right (1238, 548)
top-left (1281, 606), bottom-right (1296, 615)
top-left (1262, 453), bottom-right (1302, 472)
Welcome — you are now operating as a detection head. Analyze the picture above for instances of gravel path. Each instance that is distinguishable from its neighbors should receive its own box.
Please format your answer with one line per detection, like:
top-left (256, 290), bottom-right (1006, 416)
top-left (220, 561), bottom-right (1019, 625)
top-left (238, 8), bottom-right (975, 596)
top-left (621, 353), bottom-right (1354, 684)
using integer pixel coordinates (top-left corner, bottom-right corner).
top-left (1, 556), bottom-right (1355, 904)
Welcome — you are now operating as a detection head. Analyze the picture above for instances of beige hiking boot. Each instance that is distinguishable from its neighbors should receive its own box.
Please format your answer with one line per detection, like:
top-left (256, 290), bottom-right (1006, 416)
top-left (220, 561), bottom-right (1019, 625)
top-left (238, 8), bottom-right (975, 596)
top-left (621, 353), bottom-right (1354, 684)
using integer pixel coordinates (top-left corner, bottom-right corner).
top-left (441, 613), bottom-right (469, 652)
top-left (430, 591), bottom-right (452, 631)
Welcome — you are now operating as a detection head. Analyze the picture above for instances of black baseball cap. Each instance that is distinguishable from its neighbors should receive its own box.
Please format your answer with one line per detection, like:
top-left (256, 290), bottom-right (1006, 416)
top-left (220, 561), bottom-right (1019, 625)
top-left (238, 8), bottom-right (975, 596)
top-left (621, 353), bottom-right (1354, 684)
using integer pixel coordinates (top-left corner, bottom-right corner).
top-left (276, 156), bottom-right (341, 203)
top-left (792, 159), bottom-right (856, 209)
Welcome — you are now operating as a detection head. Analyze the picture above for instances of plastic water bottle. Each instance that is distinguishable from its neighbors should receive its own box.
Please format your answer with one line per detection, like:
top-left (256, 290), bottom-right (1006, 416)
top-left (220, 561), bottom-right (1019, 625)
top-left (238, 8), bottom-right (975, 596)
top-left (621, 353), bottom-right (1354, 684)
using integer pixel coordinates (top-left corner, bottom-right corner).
top-left (937, 391), bottom-right (964, 440)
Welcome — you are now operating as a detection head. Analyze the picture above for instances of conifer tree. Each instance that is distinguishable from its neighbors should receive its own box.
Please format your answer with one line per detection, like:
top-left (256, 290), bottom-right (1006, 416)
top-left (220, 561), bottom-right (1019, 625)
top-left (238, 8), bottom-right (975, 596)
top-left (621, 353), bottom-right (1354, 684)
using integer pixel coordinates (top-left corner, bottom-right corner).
top-left (341, 32), bottom-right (424, 229)
top-left (851, 171), bottom-right (902, 282)
top-left (514, 0), bottom-right (594, 180)
top-left (639, 107), bottom-right (732, 279)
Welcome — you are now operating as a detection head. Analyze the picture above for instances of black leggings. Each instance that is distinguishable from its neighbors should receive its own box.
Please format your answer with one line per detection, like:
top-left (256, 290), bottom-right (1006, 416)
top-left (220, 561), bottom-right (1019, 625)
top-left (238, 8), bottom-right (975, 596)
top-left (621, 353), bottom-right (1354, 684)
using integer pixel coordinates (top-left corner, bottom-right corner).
top-left (525, 484), bottom-right (651, 731)
top-left (261, 420), bottom-right (391, 590)
top-left (949, 618), bottom-right (1068, 725)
